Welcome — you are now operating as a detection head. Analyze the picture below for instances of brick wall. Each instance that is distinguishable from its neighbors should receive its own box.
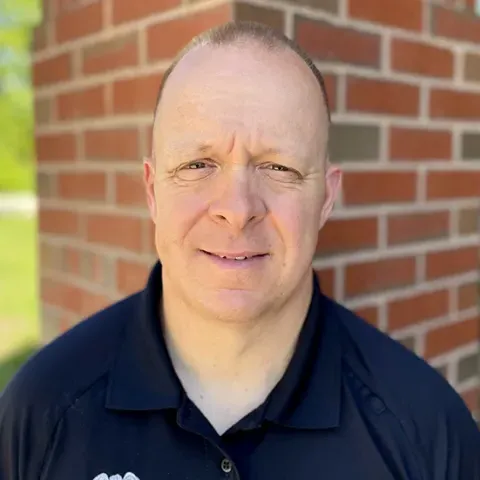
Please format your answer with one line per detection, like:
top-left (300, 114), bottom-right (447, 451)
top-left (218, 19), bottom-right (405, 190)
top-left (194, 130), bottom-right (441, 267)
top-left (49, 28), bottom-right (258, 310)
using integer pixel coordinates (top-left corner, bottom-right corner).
top-left (34, 0), bottom-right (479, 415)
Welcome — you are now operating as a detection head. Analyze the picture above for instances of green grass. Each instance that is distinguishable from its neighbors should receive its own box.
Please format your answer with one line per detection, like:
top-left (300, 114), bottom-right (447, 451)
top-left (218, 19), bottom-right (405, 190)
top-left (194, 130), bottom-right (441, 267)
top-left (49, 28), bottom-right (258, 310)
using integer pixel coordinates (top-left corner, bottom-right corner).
top-left (0, 157), bottom-right (35, 193)
top-left (0, 214), bottom-right (39, 389)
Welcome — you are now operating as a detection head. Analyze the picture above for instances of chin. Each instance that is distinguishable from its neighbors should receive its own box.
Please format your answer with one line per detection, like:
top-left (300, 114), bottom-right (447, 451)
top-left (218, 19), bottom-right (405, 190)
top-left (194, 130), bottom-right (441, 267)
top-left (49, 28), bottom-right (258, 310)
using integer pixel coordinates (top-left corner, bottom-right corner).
top-left (198, 290), bottom-right (270, 323)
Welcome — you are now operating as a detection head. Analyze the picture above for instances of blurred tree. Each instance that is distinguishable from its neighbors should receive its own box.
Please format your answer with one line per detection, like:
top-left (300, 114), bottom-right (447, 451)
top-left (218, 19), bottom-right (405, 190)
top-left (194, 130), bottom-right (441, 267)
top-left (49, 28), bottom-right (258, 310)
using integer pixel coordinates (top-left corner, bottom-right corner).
top-left (0, 0), bottom-right (41, 192)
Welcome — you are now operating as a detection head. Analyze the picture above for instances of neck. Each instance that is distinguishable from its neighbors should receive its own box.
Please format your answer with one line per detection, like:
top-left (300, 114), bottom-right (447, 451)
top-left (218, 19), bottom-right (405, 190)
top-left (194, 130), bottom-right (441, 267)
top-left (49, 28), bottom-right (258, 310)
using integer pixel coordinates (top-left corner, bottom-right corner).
top-left (160, 273), bottom-right (313, 396)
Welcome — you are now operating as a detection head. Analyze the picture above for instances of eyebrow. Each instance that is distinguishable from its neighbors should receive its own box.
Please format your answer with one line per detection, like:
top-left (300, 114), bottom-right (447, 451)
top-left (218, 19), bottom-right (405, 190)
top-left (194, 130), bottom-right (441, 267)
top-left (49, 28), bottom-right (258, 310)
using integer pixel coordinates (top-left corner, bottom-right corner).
top-left (164, 139), bottom-right (302, 164)
top-left (165, 140), bottom-right (213, 156)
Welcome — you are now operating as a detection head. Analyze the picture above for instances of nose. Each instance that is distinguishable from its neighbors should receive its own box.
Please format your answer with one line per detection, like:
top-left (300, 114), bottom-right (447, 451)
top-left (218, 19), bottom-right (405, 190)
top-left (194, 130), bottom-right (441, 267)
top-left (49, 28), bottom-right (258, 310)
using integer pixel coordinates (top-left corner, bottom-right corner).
top-left (208, 166), bottom-right (267, 232)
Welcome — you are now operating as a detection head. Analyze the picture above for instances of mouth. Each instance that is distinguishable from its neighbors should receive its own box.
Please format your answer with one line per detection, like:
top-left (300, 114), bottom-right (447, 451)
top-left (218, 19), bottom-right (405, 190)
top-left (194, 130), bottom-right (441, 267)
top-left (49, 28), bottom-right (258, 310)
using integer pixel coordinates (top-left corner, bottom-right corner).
top-left (200, 250), bottom-right (269, 262)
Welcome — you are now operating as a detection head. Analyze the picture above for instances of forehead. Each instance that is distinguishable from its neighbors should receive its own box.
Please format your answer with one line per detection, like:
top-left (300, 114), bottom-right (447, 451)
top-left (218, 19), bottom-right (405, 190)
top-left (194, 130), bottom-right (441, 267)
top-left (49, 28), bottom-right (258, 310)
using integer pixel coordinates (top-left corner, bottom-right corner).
top-left (154, 43), bottom-right (328, 158)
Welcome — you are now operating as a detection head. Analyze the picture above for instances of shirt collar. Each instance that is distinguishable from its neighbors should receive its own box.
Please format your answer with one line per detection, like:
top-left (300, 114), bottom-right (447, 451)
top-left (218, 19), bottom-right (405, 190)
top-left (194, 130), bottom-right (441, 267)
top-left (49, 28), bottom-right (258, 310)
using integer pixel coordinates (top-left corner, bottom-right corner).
top-left (105, 261), bottom-right (181, 411)
top-left (264, 275), bottom-right (342, 430)
top-left (105, 261), bottom-right (343, 430)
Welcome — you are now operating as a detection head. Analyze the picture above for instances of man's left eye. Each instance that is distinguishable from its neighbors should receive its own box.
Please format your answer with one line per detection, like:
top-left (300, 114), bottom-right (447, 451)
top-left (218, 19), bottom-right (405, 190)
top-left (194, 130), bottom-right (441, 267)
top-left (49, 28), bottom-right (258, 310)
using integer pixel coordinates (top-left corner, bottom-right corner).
top-left (268, 164), bottom-right (289, 172)
top-left (186, 161), bottom-right (207, 169)
top-left (262, 164), bottom-right (301, 181)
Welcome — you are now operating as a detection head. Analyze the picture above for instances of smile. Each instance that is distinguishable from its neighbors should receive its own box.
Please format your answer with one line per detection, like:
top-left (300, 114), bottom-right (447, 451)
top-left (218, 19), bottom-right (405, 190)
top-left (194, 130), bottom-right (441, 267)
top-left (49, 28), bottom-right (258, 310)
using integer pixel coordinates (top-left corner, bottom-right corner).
top-left (200, 250), bottom-right (269, 265)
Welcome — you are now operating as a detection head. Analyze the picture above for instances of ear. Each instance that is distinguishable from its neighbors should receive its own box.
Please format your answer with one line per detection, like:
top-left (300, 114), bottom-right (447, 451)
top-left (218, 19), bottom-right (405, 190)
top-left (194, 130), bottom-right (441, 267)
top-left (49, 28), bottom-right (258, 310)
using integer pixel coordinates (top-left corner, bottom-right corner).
top-left (318, 160), bottom-right (342, 231)
top-left (143, 156), bottom-right (157, 222)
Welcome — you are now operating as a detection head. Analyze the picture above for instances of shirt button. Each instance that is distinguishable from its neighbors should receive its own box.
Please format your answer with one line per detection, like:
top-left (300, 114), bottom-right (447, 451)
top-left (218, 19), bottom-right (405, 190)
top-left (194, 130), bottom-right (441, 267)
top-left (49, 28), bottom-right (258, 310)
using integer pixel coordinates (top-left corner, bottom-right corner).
top-left (369, 395), bottom-right (386, 414)
top-left (221, 458), bottom-right (233, 473)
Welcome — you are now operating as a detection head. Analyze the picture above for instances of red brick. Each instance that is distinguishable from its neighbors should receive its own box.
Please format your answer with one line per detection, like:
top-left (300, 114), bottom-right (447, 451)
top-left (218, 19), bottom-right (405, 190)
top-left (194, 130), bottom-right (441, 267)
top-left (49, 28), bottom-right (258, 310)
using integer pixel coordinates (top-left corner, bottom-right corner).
top-left (41, 277), bottom-right (80, 311)
top-left (82, 33), bottom-right (139, 75)
top-left (458, 281), bottom-right (479, 311)
top-left (347, 0), bottom-right (422, 31)
top-left (295, 17), bottom-right (380, 68)
top-left (38, 172), bottom-right (56, 199)
top-left (113, 0), bottom-right (180, 24)
top-left (425, 316), bottom-right (479, 358)
top-left (39, 207), bottom-right (80, 236)
top-left (116, 259), bottom-right (151, 294)
top-left (316, 217), bottom-right (378, 255)
top-left (354, 306), bottom-right (379, 327)
top-left (147, 5), bottom-right (232, 61)
top-left (346, 77), bottom-right (420, 116)
top-left (115, 172), bottom-right (145, 206)
top-left (345, 257), bottom-right (416, 298)
top-left (36, 133), bottom-right (77, 163)
top-left (315, 268), bottom-right (335, 298)
top-left (323, 74), bottom-right (337, 112)
top-left (63, 245), bottom-right (81, 276)
top-left (56, 0), bottom-right (94, 12)
top-left (39, 241), bottom-right (60, 272)
top-left (465, 0), bottom-right (476, 10)
top-left (85, 213), bottom-right (143, 251)
top-left (55, 2), bottom-right (103, 42)
top-left (59, 314), bottom-right (75, 333)
top-left (342, 171), bottom-right (417, 206)
top-left (141, 125), bottom-right (154, 158)
top-left (389, 127), bottom-right (452, 161)
top-left (461, 387), bottom-right (479, 413)
top-left (426, 171), bottom-right (480, 199)
top-left (33, 23), bottom-right (48, 51)
top-left (387, 211), bottom-right (450, 245)
top-left (57, 172), bottom-right (107, 201)
top-left (41, 276), bottom-right (111, 316)
top-left (43, 0), bottom-right (56, 17)
top-left (234, 3), bottom-right (285, 31)
top-left (144, 218), bottom-right (156, 254)
top-left (57, 85), bottom-right (106, 120)
top-left (391, 38), bottom-right (454, 78)
top-left (84, 129), bottom-right (139, 161)
top-left (430, 89), bottom-right (480, 120)
top-left (77, 289), bottom-right (111, 317)
top-left (113, 72), bottom-right (163, 114)
top-left (387, 289), bottom-right (449, 331)
top-left (433, 6), bottom-right (480, 44)
top-left (82, 250), bottom-right (113, 286)
top-left (426, 246), bottom-right (479, 280)
top-left (33, 53), bottom-right (72, 86)
top-left (35, 98), bottom-right (52, 125)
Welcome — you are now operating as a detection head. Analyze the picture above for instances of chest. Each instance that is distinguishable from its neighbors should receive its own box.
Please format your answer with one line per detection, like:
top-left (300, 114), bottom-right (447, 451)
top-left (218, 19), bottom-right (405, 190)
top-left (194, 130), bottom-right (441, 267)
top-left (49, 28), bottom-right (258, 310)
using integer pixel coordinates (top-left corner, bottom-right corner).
top-left (41, 411), bottom-right (406, 480)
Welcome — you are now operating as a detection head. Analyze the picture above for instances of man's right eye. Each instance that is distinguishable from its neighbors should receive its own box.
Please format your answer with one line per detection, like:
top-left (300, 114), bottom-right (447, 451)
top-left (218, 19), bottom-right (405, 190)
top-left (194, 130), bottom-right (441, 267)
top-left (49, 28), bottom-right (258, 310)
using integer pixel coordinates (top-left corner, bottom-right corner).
top-left (176, 160), bottom-right (215, 181)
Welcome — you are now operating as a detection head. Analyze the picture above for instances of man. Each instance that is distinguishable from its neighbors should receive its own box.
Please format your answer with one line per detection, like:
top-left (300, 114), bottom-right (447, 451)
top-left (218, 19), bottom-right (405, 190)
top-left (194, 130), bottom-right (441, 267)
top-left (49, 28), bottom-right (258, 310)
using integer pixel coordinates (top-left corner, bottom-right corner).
top-left (1, 21), bottom-right (479, 480)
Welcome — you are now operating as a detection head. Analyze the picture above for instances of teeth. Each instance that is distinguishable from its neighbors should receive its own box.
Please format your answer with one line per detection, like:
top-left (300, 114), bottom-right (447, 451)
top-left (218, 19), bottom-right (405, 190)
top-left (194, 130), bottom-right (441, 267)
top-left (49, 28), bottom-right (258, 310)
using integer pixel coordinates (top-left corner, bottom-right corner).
top-left (235, 256), bottom-right (247, 260)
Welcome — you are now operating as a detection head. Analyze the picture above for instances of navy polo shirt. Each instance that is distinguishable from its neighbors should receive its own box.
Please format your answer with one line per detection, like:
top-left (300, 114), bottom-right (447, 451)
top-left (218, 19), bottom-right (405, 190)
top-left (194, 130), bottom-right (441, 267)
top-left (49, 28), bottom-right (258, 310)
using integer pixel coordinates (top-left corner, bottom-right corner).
top-left (1, 262), bottom-right (479, 480)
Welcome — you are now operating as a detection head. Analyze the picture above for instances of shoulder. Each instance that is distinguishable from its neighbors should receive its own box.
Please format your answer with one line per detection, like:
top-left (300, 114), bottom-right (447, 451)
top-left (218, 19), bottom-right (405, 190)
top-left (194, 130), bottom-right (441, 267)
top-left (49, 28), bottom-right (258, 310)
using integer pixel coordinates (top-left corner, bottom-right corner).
top-left (0, 291), bottom-right (142, 477)
top-left (324, 296), bottom-right (480, 476)
top-left (326, 296), bottom-right (463, 408)
top-left (2, 291), bottom-right (141, 407)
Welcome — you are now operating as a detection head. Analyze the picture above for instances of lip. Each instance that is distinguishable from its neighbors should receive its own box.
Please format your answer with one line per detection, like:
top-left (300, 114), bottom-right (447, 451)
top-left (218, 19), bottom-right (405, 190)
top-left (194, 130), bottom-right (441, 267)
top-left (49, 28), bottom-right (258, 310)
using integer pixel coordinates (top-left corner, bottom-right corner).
top-left (202, 250), bottom-right (268, 259)
top-left (200, 249), bottom-right (269, 268)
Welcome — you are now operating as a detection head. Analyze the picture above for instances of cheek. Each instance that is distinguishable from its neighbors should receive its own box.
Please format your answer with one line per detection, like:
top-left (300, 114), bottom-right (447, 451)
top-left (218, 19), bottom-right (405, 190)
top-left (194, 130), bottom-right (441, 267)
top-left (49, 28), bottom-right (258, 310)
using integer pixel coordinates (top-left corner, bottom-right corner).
top-left (271, 194), bottom-right (323, 253)
top-left (154, 189), bottom-right (207, 247)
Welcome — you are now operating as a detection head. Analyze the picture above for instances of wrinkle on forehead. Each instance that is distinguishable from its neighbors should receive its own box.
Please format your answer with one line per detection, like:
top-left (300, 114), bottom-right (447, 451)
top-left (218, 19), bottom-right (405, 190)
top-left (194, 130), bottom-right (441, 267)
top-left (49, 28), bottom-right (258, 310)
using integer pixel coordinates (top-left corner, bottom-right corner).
top-left (154, 43), bottom-right (329, 163)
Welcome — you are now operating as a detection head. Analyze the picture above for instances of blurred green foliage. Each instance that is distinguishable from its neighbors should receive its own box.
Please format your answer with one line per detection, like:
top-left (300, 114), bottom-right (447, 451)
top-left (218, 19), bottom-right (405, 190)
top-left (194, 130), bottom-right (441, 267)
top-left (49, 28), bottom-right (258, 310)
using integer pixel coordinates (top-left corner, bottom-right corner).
top-left (0, 0), bottom-right (41, 192)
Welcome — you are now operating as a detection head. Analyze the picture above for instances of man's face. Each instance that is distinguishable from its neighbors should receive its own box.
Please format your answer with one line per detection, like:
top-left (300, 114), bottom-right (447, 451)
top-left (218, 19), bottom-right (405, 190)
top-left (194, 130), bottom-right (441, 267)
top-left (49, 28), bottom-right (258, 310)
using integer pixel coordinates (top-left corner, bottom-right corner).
top-left (145, 43), bottom-right (341, 322)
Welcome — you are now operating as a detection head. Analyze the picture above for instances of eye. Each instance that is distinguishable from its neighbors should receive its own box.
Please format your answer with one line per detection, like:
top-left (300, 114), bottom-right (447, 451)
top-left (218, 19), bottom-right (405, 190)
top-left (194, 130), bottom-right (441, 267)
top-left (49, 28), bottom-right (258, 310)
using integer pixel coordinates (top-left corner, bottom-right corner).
top-left (262, 163), bottom-right (301, 182)
top-left (269, 164), bottom-right (289, 172)
top-left (176, 160), bottom-right (216, 181)
top-left (187, 161), bottom-right (207, 169)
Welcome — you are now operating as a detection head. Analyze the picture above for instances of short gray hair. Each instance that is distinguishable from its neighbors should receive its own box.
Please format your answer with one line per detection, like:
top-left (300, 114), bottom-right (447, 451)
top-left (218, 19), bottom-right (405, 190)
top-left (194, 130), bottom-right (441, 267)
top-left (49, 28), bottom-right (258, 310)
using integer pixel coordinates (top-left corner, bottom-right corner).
top-left (153, 21), bottom-right (331, 122)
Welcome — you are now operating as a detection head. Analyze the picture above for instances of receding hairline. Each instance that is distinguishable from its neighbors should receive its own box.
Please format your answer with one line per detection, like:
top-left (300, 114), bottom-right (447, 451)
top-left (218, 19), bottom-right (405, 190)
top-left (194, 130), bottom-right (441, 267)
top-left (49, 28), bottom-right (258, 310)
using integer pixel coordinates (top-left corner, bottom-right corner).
top-left (153, 21), bottom-right (331, 124)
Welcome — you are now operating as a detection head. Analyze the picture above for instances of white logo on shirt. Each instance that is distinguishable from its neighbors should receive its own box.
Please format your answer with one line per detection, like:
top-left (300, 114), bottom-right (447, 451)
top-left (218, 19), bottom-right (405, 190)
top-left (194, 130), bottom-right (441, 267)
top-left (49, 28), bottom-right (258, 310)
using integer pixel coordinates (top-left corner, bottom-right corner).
top-left (93, 473), bottom-right (139, 480)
